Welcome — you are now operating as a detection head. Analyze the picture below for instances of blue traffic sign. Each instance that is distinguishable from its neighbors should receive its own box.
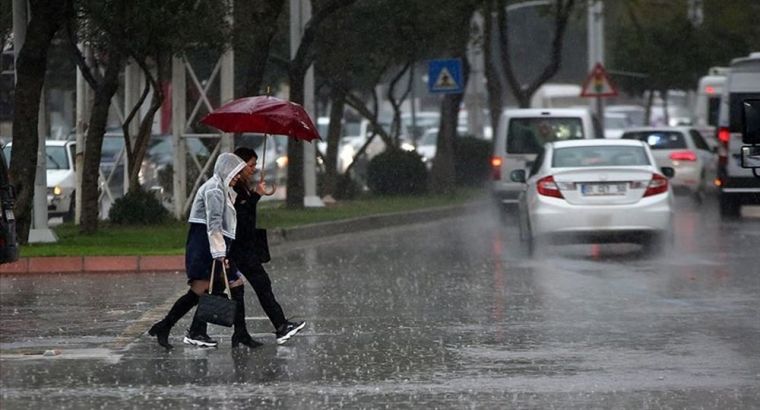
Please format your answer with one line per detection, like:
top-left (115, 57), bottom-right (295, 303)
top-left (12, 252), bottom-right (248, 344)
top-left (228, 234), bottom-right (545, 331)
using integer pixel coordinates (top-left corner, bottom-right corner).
top-left (428, 58), bottom-right (463, 94)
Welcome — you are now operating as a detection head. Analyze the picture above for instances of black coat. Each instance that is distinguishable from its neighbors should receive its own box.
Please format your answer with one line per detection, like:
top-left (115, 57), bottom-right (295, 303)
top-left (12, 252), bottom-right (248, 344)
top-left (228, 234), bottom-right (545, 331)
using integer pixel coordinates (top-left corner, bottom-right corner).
top-left (229, 186), bottom-right (262, 266)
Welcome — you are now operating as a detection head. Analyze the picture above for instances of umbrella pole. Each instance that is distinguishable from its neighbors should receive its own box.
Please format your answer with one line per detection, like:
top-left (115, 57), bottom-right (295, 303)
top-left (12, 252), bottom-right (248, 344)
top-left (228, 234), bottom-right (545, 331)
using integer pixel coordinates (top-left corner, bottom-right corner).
top-left (260, 135), bottom-right (276, 196)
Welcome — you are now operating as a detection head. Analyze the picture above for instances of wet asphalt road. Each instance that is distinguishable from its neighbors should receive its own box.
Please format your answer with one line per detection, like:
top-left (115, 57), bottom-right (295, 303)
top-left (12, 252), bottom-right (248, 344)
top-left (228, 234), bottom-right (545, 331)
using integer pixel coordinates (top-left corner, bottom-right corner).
top-left (1, 195), bottom-right (759, 409)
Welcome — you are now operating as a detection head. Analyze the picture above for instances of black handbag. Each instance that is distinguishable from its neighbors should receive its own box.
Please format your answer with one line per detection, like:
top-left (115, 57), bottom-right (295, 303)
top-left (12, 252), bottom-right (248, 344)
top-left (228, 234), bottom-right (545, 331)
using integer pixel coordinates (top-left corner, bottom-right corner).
top-left (195, 260), bottom-right (237, 327)
top-left (253, 228), bottom-right (271, 263)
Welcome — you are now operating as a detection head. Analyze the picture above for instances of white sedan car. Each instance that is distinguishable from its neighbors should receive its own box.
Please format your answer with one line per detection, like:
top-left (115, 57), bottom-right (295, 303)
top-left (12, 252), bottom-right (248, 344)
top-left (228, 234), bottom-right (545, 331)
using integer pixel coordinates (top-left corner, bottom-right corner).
top-left (621, 126), bottom-right (716, 201)
top-left (510, 139), bottom-right (675, 254)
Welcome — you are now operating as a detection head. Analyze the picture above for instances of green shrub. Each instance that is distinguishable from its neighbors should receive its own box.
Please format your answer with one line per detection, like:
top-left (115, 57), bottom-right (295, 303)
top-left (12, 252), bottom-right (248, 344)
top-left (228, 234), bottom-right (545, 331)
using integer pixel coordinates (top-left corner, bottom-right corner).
top-left (367, 148), bottom-right (428, 195)
top-left (454, 137), bottom-right (492, 186)
top-left (109, 189), bottom-right (171, 225)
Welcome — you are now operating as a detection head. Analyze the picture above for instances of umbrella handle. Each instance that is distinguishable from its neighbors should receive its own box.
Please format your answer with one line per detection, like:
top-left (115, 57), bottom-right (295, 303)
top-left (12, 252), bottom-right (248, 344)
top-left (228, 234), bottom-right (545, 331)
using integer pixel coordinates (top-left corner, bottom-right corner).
top-left (263, 182), bottom-right (277, 196)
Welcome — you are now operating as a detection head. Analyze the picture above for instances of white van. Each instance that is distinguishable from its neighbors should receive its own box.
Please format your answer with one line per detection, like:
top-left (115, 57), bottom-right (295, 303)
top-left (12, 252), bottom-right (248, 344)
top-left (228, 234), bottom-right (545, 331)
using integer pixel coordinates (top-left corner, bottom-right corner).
top-left (693, 67), bottom-right (728, 143)
top-left (716, 52), bottom-right (760, 217)
top-left (530, 83), bottom-right (586, 108)
top-left (491, 108), bottom-right (601, 206)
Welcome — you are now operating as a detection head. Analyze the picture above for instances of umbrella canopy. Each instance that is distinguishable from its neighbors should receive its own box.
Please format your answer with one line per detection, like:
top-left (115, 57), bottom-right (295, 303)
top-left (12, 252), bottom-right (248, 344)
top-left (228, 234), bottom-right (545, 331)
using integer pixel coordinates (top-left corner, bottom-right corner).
top-left (200, 96), bottom-right (321, 141)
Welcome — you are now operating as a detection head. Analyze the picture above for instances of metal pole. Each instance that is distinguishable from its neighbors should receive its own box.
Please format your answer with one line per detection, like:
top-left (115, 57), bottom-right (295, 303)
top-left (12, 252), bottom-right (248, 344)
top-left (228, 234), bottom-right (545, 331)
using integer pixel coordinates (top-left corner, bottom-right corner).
top-left (171, 56), bottom-right (187, 219)
top-left (291, 0), bottom-right (324, 207)
top-left (75, 57), bottom-right (88, 225)
top-left (219, 2), bottom-right (234, 154)
top-left (587, 0), bottom-right (605, 129)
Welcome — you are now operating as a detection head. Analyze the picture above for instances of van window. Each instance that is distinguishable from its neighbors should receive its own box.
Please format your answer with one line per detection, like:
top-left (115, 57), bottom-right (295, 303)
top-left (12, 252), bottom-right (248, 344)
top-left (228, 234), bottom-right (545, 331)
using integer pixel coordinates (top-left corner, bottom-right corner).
top-left (707, 96), bottom-right (721, 126)
top-left (506, 117), bottom-right (585, 154)
top-left (729, 93), bottom-right (760, 132)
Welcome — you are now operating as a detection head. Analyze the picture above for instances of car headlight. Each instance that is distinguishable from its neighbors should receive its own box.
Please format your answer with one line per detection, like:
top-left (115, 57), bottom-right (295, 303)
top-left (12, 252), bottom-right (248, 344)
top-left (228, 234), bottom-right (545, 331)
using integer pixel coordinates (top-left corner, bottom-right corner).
top-left (52, 185), bottom-right (63, 196)
top-left (400, 142), bottom-right (416, 152)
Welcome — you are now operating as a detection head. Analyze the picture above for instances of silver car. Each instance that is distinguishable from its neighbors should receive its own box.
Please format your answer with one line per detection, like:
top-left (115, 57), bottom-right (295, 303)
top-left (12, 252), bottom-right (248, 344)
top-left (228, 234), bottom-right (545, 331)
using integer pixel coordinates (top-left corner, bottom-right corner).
top-left (510, 139), bottom-right (674, 255)
top-left (621, 126), bottom-right (716, 201)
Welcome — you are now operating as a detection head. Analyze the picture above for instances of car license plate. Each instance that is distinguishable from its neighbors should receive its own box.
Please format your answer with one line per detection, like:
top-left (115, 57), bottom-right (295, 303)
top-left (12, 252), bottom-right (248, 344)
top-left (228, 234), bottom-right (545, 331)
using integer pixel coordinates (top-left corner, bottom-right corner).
top-left (581, 183), bottom-right (626, 196)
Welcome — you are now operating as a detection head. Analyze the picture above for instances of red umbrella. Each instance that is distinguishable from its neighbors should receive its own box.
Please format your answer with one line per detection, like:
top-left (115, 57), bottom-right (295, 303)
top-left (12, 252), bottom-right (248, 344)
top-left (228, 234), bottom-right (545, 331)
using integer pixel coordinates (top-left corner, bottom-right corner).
top-left (200, 95), bottom-right (320, 141)
top-left (200, 95), bottom-right (321, 194)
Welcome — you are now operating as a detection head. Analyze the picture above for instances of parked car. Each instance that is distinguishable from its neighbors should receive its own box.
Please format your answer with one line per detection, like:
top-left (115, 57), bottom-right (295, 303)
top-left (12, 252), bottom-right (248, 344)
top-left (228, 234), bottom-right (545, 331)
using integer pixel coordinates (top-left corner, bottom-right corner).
top-left (715, 52), bottom-right (760, 217)
top-left (603, 112), bottom-right (632, 139)
top-left (621, 126), bottom-right (716, 201)
top-left (490, 107), bottom-right (602, 209)
top-left (607, 104), bottom-right (647, 127)
top-left (416, 126), bottom-right (468, 169)
top-left (510, 139), bottom-right (675, 255)
top-left (3, 140), bottom-right (76, 221)
top-left (0, 151), bottom-right (18, 264)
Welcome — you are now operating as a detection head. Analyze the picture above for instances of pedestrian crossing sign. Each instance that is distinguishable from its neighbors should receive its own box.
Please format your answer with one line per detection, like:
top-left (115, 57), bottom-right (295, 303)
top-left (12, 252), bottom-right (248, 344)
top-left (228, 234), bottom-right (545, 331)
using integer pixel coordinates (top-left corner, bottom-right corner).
top-left (428, 58), bottom-right (463, 94)
top-left (581, 63), bottom-right (618, 97)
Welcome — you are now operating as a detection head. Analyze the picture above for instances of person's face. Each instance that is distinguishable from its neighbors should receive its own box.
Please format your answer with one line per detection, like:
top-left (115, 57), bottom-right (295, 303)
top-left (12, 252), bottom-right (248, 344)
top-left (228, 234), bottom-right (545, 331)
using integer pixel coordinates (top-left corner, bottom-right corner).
top-left (241, 157), bottom-right (257, 179)
top-left (229, 171), bottom-right (243, 187)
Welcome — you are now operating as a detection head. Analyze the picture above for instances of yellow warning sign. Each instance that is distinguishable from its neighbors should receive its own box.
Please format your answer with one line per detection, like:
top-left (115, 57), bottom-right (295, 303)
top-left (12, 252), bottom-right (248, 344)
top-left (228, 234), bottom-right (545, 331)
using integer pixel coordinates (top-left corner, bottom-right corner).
top-left (581, 63), bottom-right (618, 97)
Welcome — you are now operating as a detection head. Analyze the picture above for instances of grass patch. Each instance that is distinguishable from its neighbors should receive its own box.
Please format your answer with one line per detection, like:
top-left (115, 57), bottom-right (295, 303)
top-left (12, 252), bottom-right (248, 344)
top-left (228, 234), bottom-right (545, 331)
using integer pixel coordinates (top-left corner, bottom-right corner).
top-left (20, 188), bottom-right (487, 257)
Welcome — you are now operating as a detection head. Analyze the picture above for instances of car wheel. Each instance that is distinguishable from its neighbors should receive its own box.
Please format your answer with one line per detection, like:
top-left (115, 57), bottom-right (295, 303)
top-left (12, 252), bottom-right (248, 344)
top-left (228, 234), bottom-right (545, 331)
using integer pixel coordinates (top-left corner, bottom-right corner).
top-left (62, 193), bottom-right (75, 223)
top-left (692, 173), bottom-right (705, 205)
top-left (518, 217), bottom-right (534, 257)
top-left (719, 192), bottom-right (741, 218)
top-left (642, 234), bottom-right (665, 256)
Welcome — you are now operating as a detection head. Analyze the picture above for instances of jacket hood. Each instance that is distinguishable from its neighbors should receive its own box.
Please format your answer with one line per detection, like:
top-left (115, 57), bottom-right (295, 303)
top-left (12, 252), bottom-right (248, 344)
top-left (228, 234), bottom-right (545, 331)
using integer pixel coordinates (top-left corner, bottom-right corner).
top-left (214, 153), bottom-right (246, 187)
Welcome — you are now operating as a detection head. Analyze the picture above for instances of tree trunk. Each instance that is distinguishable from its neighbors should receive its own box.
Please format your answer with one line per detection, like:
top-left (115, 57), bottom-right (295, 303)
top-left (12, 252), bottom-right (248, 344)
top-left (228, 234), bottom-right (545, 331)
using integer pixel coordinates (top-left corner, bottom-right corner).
top-left (238, 0), bottom-right (285, 96)
top-left (431, 57), bottom-right (470, 195)
top-left (286, 70), bottom-right (305, 208)
top-left (498, 0), bottom-right (576, 108)
top-left (80, 52), bottom-right (123, 233)
top-left (322, 89), bottom-right (345, 197)
top-left (9, 0), bottom-right (69, 244)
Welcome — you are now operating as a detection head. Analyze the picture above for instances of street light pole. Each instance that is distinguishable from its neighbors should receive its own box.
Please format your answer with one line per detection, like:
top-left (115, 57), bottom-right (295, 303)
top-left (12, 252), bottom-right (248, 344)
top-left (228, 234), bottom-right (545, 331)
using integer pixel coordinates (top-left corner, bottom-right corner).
top-left (587, 0), bottom-right (605, 128)
top-left (290, 0), bottom-right (324, 208)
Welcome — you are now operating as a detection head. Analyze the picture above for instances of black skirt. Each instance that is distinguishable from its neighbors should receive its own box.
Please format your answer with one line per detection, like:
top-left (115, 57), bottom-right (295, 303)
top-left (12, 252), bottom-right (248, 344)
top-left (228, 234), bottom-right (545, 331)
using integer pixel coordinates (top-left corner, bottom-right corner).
top-left (185, 223), bottom-right (238, 283)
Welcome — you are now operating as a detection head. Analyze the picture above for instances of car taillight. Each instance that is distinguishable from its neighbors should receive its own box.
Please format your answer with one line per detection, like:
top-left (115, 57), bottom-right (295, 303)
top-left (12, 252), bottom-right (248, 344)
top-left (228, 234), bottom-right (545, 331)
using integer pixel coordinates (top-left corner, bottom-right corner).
top-left (643, 173), bottom-right (669, 197)
top-left (491, 156), bottom-right (502, 180)
top-left (536, 175), bottom-right (564, 199)
top-left (717, 127), bottom-right (730, 145)
top-left (669, 150), bottom-right (697, 161)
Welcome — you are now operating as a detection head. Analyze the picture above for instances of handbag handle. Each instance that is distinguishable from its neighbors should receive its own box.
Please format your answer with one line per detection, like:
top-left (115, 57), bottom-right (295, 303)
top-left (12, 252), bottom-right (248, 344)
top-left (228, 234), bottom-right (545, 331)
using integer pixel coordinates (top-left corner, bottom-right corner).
top-left (209, 259), bottom-right (232, 299)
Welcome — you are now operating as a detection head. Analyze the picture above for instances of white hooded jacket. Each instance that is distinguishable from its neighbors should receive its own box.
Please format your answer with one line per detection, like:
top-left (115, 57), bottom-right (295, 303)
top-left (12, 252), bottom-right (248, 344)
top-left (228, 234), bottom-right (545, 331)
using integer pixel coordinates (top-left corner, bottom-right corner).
top-left (188, 153), bottom-right (246, 258)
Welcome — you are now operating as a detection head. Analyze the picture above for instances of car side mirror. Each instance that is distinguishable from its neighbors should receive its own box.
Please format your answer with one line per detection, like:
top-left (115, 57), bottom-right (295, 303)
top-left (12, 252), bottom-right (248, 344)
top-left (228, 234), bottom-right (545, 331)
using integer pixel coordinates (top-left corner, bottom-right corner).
top-left (742, 99), bottom-right (760, 144)
top-left (510, 169), bottom-right (526, 183)
top-left (741, 145), bottom-right (760, 169)
top-left (661, 166), bottom-right (675, 179)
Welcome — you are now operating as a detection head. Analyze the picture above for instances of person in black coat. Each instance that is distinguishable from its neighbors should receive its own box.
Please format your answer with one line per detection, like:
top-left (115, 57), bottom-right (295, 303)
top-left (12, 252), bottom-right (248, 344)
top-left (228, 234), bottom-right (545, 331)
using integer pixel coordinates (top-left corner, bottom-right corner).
top-left (230, 147), bottom-right (306, 346)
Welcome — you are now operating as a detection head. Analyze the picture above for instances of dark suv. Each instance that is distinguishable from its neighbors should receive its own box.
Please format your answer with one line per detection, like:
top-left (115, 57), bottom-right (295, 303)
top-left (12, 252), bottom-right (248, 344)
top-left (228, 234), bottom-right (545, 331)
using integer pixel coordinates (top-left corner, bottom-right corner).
top-left (0, 152), bottom-right (18, 263)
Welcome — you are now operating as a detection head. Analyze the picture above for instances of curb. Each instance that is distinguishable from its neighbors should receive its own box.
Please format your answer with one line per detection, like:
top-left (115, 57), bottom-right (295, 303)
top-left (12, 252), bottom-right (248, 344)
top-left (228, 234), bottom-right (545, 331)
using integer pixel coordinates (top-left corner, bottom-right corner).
top-left (0, 201), bottom-right (485, 275)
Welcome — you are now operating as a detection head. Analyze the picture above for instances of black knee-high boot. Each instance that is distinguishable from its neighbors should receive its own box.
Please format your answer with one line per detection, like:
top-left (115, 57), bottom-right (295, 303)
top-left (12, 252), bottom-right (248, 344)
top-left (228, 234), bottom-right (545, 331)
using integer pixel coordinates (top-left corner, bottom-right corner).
top-left (148, 290), bottom-right (199, 350)
top-left (230, 286), bottom-right (262, 348)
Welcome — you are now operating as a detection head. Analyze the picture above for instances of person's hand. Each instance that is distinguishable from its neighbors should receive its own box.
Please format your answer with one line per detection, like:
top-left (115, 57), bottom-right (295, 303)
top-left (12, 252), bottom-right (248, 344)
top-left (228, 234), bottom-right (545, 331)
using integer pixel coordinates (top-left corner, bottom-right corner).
top-left (256, 175), bottom-right (277, 196)
top-left (215, 257), bottom-right (229, 270)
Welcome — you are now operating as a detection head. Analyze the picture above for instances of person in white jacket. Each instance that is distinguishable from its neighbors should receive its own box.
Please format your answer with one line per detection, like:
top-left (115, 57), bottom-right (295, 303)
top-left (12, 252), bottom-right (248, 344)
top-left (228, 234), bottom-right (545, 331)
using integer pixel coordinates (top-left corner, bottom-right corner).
top-left (149, 153), bottom-right (246, 350)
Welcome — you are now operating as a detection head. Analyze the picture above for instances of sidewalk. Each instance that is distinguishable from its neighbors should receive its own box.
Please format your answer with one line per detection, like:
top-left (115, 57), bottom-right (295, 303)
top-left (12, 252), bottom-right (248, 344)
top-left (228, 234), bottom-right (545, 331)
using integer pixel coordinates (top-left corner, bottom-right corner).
top-left (0, 202), bottom-right (484, 274)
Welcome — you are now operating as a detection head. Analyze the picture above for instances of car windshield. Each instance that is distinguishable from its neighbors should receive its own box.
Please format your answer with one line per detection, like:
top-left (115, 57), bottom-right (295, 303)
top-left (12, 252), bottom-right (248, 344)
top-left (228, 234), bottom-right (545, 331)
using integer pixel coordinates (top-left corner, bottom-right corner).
top-left (552, 145), bottom-right (650, 167)
top-left (2, 145), bottom-right (70, 170)
top-left (622, 131), bottom-right (687, 149)
top-left (507, 117), bottom-right (585, 154)
top-left (605, 116), bottom-right (630, 129)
